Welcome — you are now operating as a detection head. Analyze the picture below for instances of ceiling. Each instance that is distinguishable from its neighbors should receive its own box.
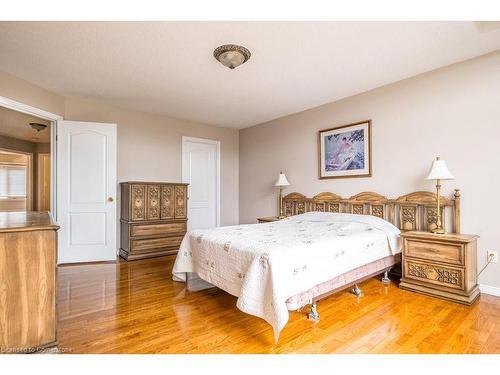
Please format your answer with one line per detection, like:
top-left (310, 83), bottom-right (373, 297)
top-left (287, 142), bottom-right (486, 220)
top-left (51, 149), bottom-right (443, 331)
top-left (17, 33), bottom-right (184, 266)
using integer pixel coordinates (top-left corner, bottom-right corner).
top-left (0, 106), bottom-right (50, 143)
top-left (0, 21), bottom-right (499, 129)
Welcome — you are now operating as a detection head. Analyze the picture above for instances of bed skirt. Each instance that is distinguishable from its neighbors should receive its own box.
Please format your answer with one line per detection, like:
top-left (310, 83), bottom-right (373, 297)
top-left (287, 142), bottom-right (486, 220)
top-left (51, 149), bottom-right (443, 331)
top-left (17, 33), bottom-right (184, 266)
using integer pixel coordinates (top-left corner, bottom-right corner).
top-left (185, 254), bottom-right (401, 311)
top-left (285, 254), bottom-right (401, 310)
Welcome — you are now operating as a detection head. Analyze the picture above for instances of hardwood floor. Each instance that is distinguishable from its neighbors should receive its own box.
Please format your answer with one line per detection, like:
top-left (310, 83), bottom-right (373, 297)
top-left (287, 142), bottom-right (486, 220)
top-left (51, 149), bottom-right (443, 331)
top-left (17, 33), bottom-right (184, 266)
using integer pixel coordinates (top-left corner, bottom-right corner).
top-left (57, 255), bottom-right (500, 354)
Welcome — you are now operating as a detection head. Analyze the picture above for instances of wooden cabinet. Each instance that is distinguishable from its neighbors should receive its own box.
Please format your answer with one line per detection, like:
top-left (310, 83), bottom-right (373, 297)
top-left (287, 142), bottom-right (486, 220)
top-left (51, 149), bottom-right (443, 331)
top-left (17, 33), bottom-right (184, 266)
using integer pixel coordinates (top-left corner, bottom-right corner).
top-left (399, 231), bottom-right (479, 305)
top-left (120, 182), bottom-right (188, 260)
top-left (0, 212), bottom-right (59, 352)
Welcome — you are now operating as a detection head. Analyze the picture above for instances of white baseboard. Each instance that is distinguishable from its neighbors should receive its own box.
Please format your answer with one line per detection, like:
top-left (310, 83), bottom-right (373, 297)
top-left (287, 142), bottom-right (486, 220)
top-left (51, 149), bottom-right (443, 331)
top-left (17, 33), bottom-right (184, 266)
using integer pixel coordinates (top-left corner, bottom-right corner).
top-left (479, 284), bottom-right (500, 297)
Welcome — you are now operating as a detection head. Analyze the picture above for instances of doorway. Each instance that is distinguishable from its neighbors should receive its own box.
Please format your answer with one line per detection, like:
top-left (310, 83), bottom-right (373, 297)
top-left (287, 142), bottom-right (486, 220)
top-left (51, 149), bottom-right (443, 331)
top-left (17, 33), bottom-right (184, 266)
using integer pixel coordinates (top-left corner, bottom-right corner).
top-left (182, 136), bottom-right (220, 230)
top-left (0, 105), bottom-right (51, 212)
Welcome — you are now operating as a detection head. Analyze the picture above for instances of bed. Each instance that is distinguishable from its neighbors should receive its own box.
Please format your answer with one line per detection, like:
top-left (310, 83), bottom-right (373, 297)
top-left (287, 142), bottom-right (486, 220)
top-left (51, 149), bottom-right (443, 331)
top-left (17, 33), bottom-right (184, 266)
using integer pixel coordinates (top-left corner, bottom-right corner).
top-left (172, 190), bottom-right (461, 341)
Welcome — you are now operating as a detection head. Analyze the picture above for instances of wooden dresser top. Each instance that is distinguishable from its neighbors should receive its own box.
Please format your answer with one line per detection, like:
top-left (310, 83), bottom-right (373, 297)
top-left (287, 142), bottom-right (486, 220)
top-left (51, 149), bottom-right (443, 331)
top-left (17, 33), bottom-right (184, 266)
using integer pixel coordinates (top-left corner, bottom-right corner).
top-left (400, 231), bottom-right (478, 242)
top-left (0, 211), bottom-right (59, 233)
top-left (120, 181), bottom-right (189, 185)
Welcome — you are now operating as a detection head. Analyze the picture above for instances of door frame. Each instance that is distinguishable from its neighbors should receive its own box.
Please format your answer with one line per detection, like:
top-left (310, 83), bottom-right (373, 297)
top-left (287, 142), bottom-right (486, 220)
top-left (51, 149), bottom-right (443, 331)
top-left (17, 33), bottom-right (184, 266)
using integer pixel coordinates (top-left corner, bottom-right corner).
top-left (0, 95), bottom-right (62, 218)
top-left (181, 136), bottom-right (221, 227)
top-left (37, 152), bottom-right (51, 211)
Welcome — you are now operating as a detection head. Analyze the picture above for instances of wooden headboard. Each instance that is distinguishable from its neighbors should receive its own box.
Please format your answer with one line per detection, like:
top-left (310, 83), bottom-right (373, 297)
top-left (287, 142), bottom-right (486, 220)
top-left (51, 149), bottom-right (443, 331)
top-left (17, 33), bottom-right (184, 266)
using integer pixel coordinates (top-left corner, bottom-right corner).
top-left (282, 190), bottom-right (461, 234)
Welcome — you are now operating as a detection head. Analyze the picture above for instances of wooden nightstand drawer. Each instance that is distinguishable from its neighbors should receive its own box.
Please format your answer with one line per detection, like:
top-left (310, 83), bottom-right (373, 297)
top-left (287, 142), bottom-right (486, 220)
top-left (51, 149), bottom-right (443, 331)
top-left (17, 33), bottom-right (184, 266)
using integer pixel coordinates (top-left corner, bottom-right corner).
top-left (404, 238), bottom-right (463, 266)
top-left (403, 259), bottom-right (465, 291)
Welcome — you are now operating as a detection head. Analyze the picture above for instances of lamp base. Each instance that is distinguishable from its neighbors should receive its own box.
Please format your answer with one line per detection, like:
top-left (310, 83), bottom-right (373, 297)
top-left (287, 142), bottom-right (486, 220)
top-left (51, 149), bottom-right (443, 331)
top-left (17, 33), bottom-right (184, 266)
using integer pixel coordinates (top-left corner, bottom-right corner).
top-left (431, 227), bottom-right (446, 234)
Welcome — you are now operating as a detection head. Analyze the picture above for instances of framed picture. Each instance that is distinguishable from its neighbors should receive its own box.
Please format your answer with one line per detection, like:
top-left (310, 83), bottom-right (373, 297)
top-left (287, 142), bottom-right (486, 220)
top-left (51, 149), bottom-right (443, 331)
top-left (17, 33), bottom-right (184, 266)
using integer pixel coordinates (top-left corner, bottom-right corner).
top-left (318, 120), bottom-right (372, 179)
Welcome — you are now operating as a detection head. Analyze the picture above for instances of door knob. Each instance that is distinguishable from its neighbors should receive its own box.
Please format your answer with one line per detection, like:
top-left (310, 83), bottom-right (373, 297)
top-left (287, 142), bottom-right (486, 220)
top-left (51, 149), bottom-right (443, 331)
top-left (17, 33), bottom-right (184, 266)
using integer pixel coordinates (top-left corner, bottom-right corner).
top-left (108, 197), bottom-right (114, 202)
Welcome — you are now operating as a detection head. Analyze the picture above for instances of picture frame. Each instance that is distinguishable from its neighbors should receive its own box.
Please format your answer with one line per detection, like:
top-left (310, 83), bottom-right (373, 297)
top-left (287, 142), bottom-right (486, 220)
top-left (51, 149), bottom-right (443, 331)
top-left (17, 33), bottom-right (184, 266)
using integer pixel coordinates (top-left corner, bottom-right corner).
top-left (318, 120), bottom-right (372, 179)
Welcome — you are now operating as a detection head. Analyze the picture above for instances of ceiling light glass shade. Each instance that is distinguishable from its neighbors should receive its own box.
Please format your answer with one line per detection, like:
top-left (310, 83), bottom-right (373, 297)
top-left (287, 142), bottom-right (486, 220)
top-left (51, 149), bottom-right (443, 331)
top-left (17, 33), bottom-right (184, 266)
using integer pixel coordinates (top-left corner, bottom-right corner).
top-left (214, 44), bottom-right (251, 69)
top-left (29, 122), bottom-right (48, 132)
top-left (218, 50), bottom-right (245, 69)
top-left (426, 157), bottom-right (455, 180)
top-left (274, 172), bottom-right (290, 187)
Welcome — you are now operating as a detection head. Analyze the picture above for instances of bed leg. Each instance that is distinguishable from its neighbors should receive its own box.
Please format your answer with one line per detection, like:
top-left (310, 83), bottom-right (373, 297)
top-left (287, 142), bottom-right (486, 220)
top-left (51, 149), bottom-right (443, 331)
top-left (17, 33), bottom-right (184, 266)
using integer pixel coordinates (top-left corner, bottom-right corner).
top-left (307, 302), bottom-right (320, 321)
top-left (351, 284), bottom-right (363, 297)
top-left (381, 271), bottom-right (390, 284)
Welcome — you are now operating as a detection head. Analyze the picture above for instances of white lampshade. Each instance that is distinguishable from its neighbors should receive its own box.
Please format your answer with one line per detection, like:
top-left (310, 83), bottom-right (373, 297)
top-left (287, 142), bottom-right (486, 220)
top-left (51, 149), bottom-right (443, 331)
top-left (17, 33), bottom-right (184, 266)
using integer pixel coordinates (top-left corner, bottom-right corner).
top-left (426, 157), bottom-right (455, 180)
top-left (274, 172), bottom-right (290, 187)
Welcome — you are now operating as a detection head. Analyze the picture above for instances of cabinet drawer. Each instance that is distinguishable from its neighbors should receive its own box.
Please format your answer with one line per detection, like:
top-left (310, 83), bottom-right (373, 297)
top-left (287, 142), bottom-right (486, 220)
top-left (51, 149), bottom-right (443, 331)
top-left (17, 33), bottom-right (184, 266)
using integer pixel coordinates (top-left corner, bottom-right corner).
top-left (131, 236), bottom-right (184, 253)
top-left (403, 259), bottom-right (464, 290)
top-left (404, 239), bottom-right (464, 265)
top-left (130, 222), bottom-right (186, 237)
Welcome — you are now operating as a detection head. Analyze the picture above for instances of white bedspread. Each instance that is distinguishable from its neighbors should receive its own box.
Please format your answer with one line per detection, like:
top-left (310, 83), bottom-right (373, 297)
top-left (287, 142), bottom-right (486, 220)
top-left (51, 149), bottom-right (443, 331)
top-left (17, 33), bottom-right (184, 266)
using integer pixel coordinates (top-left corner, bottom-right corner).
top-left (172, 212), bottom-right (401, 341)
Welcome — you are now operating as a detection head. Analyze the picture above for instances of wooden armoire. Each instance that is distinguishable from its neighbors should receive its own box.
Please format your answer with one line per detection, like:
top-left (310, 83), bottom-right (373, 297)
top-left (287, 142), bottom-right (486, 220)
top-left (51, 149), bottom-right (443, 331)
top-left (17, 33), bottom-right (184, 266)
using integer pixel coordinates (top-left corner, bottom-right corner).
top-left (120, 182), bottom-right (188, 260)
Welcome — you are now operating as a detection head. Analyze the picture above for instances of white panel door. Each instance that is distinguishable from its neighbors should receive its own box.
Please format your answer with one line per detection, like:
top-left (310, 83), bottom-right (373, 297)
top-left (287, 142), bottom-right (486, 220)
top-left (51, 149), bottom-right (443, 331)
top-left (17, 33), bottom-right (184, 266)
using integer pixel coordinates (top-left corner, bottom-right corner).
top-left (57, 121), bottom-right (117, 264)
top-left (182, 137), bottom-right (219, 230)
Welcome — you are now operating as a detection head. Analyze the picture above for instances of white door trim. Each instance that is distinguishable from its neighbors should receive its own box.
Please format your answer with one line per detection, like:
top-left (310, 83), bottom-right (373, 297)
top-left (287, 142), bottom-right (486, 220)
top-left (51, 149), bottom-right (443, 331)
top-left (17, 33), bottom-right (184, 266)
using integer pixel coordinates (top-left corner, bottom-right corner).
top-left (0, 96), bottom-right (63, 121)
top-left (0, 95), bottom-right (61, 218)
top-left (181, 136), bottom-right (221, 227)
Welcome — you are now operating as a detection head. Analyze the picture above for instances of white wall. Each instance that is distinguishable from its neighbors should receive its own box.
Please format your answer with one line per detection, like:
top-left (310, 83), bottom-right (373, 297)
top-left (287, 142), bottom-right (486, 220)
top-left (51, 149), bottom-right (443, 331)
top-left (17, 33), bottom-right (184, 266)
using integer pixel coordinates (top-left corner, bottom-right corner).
top-left (240, 51), bottom-right (500, 289)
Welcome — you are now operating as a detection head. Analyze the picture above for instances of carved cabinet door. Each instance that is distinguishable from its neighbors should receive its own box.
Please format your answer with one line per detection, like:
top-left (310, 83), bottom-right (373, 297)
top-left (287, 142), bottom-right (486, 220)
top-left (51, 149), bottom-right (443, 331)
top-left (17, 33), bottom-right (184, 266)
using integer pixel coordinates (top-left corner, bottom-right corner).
top-left (174, 185), bottom-right (187, 219)
top-left (131, 184), bottom-right (146, 221)
top-left (146, 184), bottom-right (161, 221)
top-left (160, 184), bottom-right (175, 220)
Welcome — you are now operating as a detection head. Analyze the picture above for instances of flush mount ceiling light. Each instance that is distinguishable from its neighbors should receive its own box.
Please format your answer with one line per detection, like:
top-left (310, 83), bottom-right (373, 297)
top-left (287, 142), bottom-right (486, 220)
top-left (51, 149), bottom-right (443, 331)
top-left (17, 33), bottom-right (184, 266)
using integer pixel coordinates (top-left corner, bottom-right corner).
top-left (29, 122), bottom-right (48, 132)
top-left (213, 44), bottom-right (251, 69)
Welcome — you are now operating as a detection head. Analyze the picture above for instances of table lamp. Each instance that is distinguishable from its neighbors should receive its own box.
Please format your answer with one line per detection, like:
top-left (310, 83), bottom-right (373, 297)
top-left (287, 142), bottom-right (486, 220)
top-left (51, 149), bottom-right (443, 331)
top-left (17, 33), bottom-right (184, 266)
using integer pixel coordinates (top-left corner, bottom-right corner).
top-left (274, 172), bottom-right (290, 218)
top-left (426, 157), bottom-right (455, 234)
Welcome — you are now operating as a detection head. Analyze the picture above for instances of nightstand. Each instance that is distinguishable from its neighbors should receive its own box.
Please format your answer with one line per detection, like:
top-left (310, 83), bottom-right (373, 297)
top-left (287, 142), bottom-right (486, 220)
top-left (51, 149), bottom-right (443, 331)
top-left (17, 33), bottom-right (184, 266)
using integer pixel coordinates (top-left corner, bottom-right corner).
top-left (257, 216), bottom-right (281, 223)
top-left (399, 231), bottom-right (479, 305)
